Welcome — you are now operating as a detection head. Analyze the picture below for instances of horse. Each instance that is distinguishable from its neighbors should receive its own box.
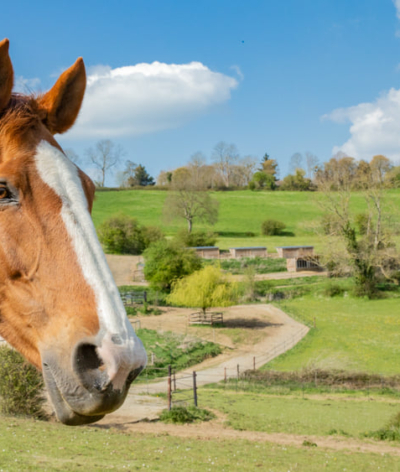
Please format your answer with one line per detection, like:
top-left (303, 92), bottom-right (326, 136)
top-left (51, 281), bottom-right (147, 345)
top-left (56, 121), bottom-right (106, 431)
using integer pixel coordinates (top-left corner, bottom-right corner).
top-left (0, 39), bottom-right (146, 425)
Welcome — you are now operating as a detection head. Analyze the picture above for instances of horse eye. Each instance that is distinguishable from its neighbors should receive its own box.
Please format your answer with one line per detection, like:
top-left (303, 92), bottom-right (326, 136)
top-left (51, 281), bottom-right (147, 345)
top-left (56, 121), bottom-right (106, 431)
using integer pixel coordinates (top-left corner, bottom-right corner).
top-left (0, 187), bottom-right (9, 200)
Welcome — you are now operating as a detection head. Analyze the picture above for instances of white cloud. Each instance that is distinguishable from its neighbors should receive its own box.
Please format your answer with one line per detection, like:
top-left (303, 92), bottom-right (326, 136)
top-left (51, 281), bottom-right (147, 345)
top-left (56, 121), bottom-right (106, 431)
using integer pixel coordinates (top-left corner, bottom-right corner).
top-left (66, 61), bottom-right (238, 138)
top-left (14, 76), bottom-right (41, 94)
top-left (323, 88), bottom-right (400, 161)
top-left (394, 0), bottom-right (400, 19)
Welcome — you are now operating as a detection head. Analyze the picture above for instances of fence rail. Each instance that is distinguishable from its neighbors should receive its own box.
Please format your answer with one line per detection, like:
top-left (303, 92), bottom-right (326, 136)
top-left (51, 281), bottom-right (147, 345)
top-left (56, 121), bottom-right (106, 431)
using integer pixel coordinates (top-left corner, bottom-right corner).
top-left (188, 312), bottom-right (223, 326)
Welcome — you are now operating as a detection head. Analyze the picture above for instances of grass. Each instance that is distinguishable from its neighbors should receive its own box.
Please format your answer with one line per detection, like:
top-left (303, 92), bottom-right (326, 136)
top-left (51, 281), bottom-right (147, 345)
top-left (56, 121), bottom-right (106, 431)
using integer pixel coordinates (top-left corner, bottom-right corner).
top-left (159, 405), bottom-right (215, 424)
top-left (204, 256), bottom-right (287, 274)
top-left (93, 188), bottom-right (400, 251)
top-left (265, 289), bottom-right (400, 375)
top-left (199, 388), bottom-right (399, 438)
top-left (1, 415), bottom-right (400, 471)
top-left (137, 328), bottom-right (221, 379)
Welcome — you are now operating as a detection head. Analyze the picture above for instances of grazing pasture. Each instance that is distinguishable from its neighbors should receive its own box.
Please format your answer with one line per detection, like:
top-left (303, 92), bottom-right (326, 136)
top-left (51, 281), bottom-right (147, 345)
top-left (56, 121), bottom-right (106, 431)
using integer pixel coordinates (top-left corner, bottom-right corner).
top-left (1, 415), bottom-right (400, 471)
top-left (267, 294), bottom-right (400, 375)
top-left (92, 189), bottom-right (400, 250)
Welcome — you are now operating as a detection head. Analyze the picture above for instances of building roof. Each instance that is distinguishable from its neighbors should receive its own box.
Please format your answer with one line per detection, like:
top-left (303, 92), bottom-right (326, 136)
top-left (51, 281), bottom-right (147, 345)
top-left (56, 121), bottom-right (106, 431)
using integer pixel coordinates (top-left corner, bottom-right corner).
top-left (230, 247), bottom-right (267, 250)
top-left (276, 246), bottom-right (314, 249)
top-left (190, 246), bottom-right (219, 250)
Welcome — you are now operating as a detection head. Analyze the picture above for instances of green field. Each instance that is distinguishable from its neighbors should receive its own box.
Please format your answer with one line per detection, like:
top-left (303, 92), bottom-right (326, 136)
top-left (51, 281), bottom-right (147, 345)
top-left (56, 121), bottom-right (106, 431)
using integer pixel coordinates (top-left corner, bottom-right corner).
top-left (92, 189), bottom-right (400, 251)
top-left (200, 389), bottom-right (399, 437)
top-left (266, 293), bottom-right (400, 375)
top-left (1, 415), bottom-right (399, 471)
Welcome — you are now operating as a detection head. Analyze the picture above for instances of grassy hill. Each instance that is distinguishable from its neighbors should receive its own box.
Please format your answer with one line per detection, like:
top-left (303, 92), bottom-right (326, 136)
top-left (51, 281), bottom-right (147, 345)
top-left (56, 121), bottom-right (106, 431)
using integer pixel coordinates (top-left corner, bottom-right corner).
top-left (92, 189), bottom-right (400, 251)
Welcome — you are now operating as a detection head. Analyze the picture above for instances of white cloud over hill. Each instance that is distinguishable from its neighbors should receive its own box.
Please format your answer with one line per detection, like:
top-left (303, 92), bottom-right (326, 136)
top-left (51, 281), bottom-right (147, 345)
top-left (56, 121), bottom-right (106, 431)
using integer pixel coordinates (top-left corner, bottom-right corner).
top-left (67, 61), bottom-right (238, 138)
top-left (323, 87), bottom-right (400, 162)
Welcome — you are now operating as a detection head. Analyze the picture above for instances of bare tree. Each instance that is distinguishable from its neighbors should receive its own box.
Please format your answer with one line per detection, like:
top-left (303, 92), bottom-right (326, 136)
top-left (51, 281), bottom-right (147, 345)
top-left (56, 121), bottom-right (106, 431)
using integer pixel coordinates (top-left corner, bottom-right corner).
top-left (85, 139), bottom-right (124, 187)
top-left (164, 168), bottom-right (219, 233)
top-left (239, 155), bottom-right (258, 185)
top-left (212, 141), bottom-right (239, 187)
top-left (305, 152), bottom-right (319, 179)
top-left (315, 155), bottom-right (400, 297)
top-left (289, 152), bottom-right (303, 174)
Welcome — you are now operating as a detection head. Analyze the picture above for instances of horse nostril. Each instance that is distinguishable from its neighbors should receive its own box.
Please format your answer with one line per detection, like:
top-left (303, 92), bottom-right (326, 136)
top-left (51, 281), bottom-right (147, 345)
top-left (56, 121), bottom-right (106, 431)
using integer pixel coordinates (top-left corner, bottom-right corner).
top-left (75, 343), bottom-right (104, 372)
top-left (73, 342), bottom-right (108, 392)
top-left (127, 367), bottom-right (144, 385)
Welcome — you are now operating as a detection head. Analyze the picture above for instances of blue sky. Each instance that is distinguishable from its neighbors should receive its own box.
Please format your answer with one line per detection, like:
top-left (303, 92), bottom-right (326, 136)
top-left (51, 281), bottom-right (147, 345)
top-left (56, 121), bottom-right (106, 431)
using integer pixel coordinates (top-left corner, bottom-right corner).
top-left (1, 1), bottom-right (400, 183)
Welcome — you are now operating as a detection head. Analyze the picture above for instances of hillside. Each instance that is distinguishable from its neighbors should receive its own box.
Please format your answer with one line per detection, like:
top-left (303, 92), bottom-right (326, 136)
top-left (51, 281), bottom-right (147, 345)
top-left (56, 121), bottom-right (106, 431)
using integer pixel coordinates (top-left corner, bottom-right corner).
top-left (92, 188), bottom-right (400, 251)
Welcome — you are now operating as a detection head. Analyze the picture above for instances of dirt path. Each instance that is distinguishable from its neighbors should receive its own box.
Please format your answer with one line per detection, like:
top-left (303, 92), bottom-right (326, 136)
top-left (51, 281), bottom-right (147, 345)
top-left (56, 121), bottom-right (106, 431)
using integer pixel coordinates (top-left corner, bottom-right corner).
top-left (95, 418), bottom-right (400, 456)
top-left (98, 304), bottom-right (309, 429)
top-left (131, 304), bottom-right (308, 395)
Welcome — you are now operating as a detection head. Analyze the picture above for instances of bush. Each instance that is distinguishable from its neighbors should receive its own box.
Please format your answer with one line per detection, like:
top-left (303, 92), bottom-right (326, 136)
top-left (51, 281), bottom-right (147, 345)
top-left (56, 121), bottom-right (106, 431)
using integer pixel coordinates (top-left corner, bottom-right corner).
top-left (143, 240), bottom-right (202, 291)
top-left (261, 219), bottom-right (286, 236)
top-left (355, 213), bottom-right (369, 235)
top-left (323, 281), bottom-right (345, 297)
top-left (0, 346), bottom-right (47, 419)
top-left (160, 406), bottom-right (215, 424)
top-left (175, 229), bottom-right (217, 248)
top-left (97, 215), bottom-right (164, 255)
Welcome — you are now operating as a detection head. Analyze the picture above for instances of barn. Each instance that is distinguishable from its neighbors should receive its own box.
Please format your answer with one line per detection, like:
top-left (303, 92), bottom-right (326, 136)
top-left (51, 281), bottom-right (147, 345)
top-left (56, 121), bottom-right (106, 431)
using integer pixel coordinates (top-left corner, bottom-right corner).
top-left (229, 247), bottom-right (267, 258)
top-left (191, 246), bottom-right (220, 259)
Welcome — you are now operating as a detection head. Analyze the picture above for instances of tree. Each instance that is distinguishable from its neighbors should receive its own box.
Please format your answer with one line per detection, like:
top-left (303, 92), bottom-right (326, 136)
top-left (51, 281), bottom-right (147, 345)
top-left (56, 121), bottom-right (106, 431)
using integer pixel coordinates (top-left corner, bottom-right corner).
top-left (143, 240), bottom-right (201, 291)
top-left (97, 216), bottom-right (146, 255)
top-left (120, 160), bottom-right (137, 186)
top-left (260, 152), bottom-right (279, 179)
top-left (305, 152), bottom-right (319, 179)
top-left (128, 164), bottom-right (155, 187)
top-left (289, 152), bottom-right (303, 174)
top-left (212, 141), bottom-right (239, 187)
top-left (280, 169), bottom-right (312, 191)
top-left (315, 155), bottom-right (400, 297)
top-left (164, 188), bottom-right (219, 233)
top-left (167, 266), bottom-right (238, 315)
top-left (164, 168), bottom-right (219, 233)
top-left (97, 216), bottom-right (164, 254)
top-left (85, 139), bottom-right (124, 187)
top-left (250, 171), bottom-right (276, 190)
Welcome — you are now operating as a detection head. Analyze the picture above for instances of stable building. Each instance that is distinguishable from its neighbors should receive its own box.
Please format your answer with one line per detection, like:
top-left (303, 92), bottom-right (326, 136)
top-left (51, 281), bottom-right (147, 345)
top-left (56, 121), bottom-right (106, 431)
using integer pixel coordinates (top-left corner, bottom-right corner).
top-left (276, 246), bottom-right (314, 259)
top-left (276, 246), bottom-right (320, 273)
top-left (191, 246), bottom-right (220, 259)
top-left (229, 247), bottom-right (267, 259)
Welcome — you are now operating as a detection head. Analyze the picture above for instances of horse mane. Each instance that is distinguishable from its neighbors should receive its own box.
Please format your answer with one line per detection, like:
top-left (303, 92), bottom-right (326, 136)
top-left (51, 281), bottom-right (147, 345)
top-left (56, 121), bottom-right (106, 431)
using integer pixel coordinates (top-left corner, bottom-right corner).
top-left (0, 94), bottom-right (42, 140)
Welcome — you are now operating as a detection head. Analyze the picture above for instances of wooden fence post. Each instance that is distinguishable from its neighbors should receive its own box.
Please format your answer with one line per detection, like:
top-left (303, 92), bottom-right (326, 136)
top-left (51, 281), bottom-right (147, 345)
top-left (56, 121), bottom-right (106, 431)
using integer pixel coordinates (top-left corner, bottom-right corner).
top-left (224, 367), bottom-right (227, 383)
top-left (193, 371), bottom-right (198, 407)
top-left (237, 364), bottom-right (240, 379)
top-left (168, 365), bottom-right (172, 411)
top-left (253, 356), bottom-right (256, 370)
top-left (144, 291), bottom-right (147, 303)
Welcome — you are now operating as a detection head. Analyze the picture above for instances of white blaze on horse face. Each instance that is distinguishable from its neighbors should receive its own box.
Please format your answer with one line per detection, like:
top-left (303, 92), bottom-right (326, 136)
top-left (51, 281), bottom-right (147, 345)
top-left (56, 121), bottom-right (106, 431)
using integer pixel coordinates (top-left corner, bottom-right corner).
top-left (34, 141), bottom-right (146, 386)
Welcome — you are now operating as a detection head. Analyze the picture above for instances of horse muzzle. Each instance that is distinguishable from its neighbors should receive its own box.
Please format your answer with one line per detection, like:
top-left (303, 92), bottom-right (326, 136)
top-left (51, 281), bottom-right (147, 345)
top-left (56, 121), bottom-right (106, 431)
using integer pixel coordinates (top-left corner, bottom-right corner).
top-left (41, 335), bottom-right (147, 425)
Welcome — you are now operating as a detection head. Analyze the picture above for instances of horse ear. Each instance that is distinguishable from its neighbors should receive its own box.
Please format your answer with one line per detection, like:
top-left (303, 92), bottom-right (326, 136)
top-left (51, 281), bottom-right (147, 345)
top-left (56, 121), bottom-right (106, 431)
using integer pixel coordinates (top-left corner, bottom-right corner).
top-left (38, 57), bottom-right (86, 134)
top-left (0, 39), bottom-right (14, 113)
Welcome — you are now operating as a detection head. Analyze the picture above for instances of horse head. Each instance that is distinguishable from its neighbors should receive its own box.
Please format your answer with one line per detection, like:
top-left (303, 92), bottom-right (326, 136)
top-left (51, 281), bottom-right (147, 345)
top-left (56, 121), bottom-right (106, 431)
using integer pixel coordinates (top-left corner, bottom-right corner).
top-left (0, 39), bottom-right (146, 425)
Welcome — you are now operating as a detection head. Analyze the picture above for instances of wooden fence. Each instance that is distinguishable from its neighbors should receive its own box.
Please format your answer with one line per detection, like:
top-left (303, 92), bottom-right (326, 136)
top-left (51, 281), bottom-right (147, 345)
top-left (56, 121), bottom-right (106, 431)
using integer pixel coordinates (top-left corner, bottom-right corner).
top-left (188, 312), bottom-right (223, 326)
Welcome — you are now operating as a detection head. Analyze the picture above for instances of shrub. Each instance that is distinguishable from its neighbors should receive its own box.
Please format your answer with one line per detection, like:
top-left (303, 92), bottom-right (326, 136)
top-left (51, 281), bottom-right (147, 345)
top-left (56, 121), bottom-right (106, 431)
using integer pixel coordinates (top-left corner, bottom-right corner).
top-left (142, 225), bottom-right (165, 247)
top-left (143, 240), bottom-right (202, 291)
top-left (98, 215), bottom-right (145, 254)
top-left (261, 219), bottom-right (286, 236)
top-left (323, 281), bottom-right (345, 297)
top-left (355, 213), bottom-right (369, 235)
top-left (175, 229), bottom-right (217, 248)
top-left (98, 215), bottom-right (164, 255)
top-left (159, 406), bottom-right (215, 424)
top-left (0, 346), bottom-right (47, 419)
